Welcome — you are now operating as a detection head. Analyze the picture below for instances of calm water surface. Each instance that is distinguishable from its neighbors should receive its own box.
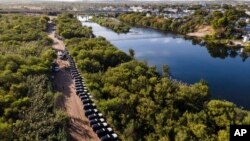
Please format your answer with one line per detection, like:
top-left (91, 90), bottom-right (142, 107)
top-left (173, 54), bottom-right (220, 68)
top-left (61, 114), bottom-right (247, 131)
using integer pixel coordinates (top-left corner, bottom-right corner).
top-left (81, 22), bottom-right (250, 109)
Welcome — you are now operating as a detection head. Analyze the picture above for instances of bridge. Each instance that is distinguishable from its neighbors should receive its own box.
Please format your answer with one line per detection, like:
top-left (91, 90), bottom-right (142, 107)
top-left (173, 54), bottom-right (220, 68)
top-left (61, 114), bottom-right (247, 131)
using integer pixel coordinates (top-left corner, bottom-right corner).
top-left (108, 36), bottom-right (171, 41)
top-left (0, 9), bottom-right (127, 15)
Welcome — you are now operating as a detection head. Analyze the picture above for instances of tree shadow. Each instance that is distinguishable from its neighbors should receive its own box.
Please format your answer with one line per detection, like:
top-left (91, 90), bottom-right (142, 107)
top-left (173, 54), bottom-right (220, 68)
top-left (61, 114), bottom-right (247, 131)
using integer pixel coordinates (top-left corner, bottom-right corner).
top-left (68, 117), bottom-right (96, 141)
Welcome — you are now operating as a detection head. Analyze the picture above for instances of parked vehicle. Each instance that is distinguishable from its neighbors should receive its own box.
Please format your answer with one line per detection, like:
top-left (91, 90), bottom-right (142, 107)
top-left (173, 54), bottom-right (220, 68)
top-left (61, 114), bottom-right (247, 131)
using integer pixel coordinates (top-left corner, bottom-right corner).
top-left (53, 66), bottom-right (60, 72)
top-left (70, 69), bottom-right (78, 72)
top-left (76, 87), bottom-right (85, 91)
top-left (90, 118), bottom-right (105, 126)
top-left (80, 93), bottom-right (90, 97)
top-left (74, 80), bottom-right (82, 83)
top-left (71, 71), bottom-right (77, 74)
top-left (81, 97), bottom-right (90, 101)
top-left (75, 77), bottom-right (84, 81)
top-left (83, 103), bottom-right (96, 110)
top-left (75, 85), bottom-right (84, 89)
top-left (96, 127), bottom-right (113, 138)
top-left (75, 82), bottom-right (83, 86)
top-left (76, 89), bottom-right (85, 95)
top-left (75, 78), bottom-right (84, 82)
top-left (81, 94), bottom-right (92, 99)
top-left (88, 113), bottom-right (103, 120)
top-left (78, 92), bottom-right (88, 96)
top-left (82, 98), bottom-right (93, 104)
top-left (92, 122), bottom-right (109, 132)
top-left (71, 73), bottom-right (80, 77)
top-left (85, 109), bottom-right (98, 117)
top-left (74, 79), bottom-right (83, 83)
top-left (71, 72), bottom-right (79, 75)
top-left (101, 133), bottom-right (118, 141)
top-left (74, 77), bottom-right (83, 80)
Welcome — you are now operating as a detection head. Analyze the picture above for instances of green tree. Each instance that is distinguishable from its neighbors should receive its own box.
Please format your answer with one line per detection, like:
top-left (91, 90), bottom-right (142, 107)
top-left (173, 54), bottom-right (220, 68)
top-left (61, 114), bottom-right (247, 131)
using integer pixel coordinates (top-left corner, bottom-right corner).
top-left (128, 48), bottom-right (135, 57)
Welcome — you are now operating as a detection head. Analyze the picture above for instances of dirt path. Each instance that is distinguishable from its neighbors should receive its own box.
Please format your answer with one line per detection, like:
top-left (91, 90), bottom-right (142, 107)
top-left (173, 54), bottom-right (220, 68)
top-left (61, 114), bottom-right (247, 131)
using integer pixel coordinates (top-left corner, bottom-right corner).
top-left (47, 19), bottom-right (100, 141)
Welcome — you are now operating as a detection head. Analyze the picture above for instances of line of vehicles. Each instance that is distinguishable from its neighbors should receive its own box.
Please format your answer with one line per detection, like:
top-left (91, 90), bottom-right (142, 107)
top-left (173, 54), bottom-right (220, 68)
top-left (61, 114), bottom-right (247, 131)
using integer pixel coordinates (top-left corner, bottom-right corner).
top-left (51, 50), bottom-right (67, 72)
top-left (68, 54), bottom-right (119, 141)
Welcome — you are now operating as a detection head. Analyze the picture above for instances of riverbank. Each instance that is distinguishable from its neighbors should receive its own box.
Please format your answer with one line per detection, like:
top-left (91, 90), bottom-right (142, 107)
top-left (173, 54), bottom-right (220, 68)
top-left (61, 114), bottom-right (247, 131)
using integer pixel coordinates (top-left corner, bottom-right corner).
top-left (91, 17), bottom-right (130, 33)
top-left (118, 12), bottom-right (249, 49)
top-left (67, 14), bottom-right (250, 140)
top-left (187, 28), bottom-right (246, 48)
top-left (81, 20), bottom-right (250, 108)
top-left (187, 25), bottom-right (214, 37)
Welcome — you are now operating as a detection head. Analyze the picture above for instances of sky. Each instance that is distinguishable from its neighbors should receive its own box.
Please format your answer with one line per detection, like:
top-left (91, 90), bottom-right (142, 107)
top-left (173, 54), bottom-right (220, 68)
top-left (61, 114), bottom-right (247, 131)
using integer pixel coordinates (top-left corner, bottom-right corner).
top-left (0, 0), bottom-right (243, 1)
top-left (0, 0), bottom-right (249, 3)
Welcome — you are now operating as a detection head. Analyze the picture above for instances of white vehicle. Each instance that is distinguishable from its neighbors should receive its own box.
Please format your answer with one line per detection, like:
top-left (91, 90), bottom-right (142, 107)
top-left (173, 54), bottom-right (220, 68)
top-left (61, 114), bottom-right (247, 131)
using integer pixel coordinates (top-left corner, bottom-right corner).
top-left (54, 66), bottom-right (60, 72)
top-left (57, 51), bottom-right (67, 59)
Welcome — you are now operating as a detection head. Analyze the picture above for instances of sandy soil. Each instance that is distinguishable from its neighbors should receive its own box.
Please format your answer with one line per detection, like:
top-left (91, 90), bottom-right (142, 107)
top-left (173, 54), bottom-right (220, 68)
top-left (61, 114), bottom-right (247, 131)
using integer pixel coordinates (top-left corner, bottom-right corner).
top-left (228, 40), bottom-right (244, 47)
top-left (187, 25), bottom-right (214, 37)
top-left (48, 19), bottom-right (100, 141)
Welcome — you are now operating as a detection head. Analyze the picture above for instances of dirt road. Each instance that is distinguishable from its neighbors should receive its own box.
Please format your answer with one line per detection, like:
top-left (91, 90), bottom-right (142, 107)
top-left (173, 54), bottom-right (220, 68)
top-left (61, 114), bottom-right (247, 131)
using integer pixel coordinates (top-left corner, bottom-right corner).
top-left (48, 20), bottom-right (100, 141)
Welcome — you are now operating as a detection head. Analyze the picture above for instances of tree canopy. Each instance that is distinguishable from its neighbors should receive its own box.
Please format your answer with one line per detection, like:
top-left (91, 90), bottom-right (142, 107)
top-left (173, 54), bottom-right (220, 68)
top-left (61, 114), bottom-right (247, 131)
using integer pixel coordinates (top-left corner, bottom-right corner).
top-left (60, 14), bottom-right (250, 141)
top-left (55, 13), bottom-right (93, 39)
top-left (0, 14), bottom-right (68, 140)
top-left (91, 17), bottom-right (130, 33)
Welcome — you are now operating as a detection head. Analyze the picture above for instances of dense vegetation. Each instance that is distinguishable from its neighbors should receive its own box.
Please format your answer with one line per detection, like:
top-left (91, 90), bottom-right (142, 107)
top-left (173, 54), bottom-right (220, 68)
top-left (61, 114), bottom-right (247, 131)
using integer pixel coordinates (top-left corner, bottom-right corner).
top-left (0, 14), bottom-right (68, 140)
top-left (58, 14), bottom-right (250, 141)
top-left (92, 17), bottom-right (130, 33)
top-left (55, 14), bottom-right (93, 39)
top-left (119, 7), bottom-right (248, 44)
top-left (118, 12), bottom-right (197, 34)
top-left (205, 8), bottom-right (248, 41)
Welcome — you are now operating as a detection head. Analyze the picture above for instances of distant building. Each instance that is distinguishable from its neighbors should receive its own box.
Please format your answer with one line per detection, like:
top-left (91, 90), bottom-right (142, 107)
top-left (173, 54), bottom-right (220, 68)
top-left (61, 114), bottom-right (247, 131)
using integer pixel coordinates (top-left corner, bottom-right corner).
top-left (146, 13), bottom-right (151, 17)
top-left (246, 18), bottom-right (250, 23)
top-left (243, 35), bottom-right (250, 43)
top-left (244, 24), bottom-right (250, 34)
top-left (129, 6), bottom-right (144, 12)
top-left (246, 11), bottom-right (250, 16)
top-left (183, 9), bottom-right (195, 14)
top-left (168, 8), bottom-right (178, 13)
top-left (103, 6), bottom-right (114, 11)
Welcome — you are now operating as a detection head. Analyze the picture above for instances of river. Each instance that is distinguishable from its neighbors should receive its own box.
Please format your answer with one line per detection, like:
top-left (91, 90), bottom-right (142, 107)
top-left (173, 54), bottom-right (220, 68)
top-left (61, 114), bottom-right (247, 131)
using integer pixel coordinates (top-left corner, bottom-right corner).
top-left (81, 21), bottom-right (250, 109)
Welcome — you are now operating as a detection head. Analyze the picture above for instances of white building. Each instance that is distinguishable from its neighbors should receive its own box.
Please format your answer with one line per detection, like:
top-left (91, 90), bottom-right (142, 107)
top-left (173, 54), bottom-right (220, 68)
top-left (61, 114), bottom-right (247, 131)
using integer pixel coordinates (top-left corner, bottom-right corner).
top-left (146, 13), bottom-right (151, 17)
top-left (246, 18), bottom-right (250, 23)
top-left (129, 6), bottom-right (144, 12)
top-left (243, 35), bottom-right (250, 43)
top-left (246, 11), bottom-right (250, 16)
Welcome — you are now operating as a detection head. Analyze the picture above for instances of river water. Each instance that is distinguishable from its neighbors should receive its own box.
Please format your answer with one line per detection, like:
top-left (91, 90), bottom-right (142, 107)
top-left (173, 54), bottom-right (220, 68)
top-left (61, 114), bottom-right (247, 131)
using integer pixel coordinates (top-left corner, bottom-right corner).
top-left (81, 21), bottom-right (250, 109)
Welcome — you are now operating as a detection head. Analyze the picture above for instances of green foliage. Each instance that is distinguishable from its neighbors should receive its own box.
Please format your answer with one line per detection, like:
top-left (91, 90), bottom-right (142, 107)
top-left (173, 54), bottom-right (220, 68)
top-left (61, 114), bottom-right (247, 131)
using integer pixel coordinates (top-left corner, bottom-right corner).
top-left (0, 14), bottom-right (68, 140)
top-left (194, 9), bottom-right (209, 16)
top-left (92, 17), bottom-right (130, 33)
top-left (119, 7), bottom-right (247, 40)
top-left (62, 14), bottom-right (250, 141)
top-left (128, 48), bottom-right (135, 57)
top-left (245, 43), bottom-right (250, 51)
top-left (210, 8), bottom-right (247, 39)
top-left (118, 13), bottom-right (197, 34)
top-left (0, 15), bottom-right (48, 42)
top-left (55, 13), bottom-right (93, 39)
top-left (162, 65), bottom-right (170, 77)
top-left (0, 122), bottom-right (11, 140)
top-left (65, 37), bottom-right (132, 73)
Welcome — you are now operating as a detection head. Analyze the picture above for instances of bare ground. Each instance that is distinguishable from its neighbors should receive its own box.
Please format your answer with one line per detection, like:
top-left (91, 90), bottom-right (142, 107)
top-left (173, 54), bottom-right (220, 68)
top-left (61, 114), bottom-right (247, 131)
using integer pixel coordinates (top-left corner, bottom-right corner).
top-left (187, 25), bottom-right (214, 37)
top-left (48, 21), bottom-right (100, 141)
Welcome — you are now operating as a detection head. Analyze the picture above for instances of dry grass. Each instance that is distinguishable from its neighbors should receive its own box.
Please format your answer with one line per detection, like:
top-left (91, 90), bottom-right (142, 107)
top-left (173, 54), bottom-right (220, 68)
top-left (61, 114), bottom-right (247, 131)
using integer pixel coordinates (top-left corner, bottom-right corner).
top-left (187, 25), bottom-right (214, 37)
